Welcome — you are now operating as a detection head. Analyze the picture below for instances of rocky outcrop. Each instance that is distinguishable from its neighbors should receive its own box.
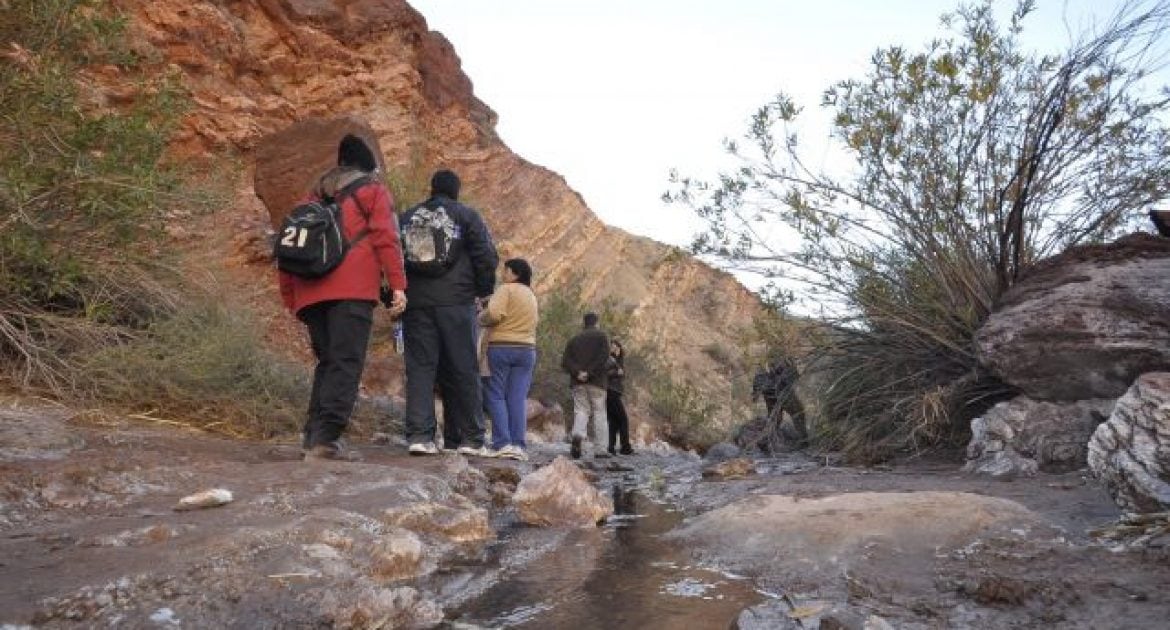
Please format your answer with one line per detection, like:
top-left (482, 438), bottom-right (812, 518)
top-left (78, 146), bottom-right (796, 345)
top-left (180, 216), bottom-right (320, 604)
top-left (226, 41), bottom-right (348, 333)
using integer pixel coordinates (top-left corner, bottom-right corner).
top-left (976, 234), bottom-right (1170, 401)
top-left (670, 492), bottom-right (1042, 585)
top-left (253, 116), bottom-right (386, 228)
top-left (381, 499), bottom-right (492, 543)
top-left (108, 0), bottom-right (765, 429)
top-left (513, 456), bottom-right (613, 527)
top-left (320, 582), bottom-right (443, 630)
top-left (964, 397), bottom-right (1114, 478)
top-left (1088, 372), bottom-right (1170, 513)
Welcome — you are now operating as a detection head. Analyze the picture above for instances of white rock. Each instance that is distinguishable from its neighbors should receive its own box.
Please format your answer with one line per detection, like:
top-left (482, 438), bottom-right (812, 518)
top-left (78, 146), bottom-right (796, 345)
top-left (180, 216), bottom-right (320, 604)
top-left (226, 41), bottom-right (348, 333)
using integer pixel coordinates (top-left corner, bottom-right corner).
top-left (174, 488), bottom-right (233, 511)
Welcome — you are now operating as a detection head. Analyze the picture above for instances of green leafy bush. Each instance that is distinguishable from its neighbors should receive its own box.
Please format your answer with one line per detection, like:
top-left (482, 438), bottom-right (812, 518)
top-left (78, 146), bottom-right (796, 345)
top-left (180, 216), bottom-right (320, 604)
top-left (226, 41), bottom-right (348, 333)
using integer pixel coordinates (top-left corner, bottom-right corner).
top-left (0, 1), bottom-right (318, 438)
top-left (1, 0), bottom-right (187, 388)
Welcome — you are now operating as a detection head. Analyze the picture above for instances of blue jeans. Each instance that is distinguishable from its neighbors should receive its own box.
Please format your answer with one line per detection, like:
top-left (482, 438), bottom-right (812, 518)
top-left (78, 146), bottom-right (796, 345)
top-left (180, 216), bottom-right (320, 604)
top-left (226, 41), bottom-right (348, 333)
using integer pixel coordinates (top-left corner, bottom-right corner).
top-left (485, 345), bottom-right (537, 449)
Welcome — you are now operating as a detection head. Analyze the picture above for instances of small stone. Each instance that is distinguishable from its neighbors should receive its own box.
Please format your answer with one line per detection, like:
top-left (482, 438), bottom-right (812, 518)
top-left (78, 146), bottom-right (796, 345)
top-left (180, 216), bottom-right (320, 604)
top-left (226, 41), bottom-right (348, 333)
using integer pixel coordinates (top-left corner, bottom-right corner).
top-left (702, 457), bottom-right (755, 480)
top-left (369, 528), bottom-right (424, 580)
top-left (148, 607), bottom-right (180, 626)
top-left (704, 442), bottom-right (742, 462)
top-left (483, 465), bottom-right (522, 487)
top-left (732, 601), bottom-right (799, 629)
top-left (174, 488), bottom-right (233, 511)
top-left (864, 615), bottom-right (896, 630)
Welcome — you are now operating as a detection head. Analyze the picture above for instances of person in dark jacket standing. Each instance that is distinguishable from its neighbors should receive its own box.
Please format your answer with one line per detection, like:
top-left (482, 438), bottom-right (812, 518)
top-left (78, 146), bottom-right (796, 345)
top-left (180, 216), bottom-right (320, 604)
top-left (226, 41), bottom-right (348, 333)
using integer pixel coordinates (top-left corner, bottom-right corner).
top-left (278, 135), bottom-right (407, 461)
top-left (605, 339), bottom-right (634, 455)
top-left (399, 169), bottom-right (498, 456)
top-left (560, 312), bottom-right (610, 459)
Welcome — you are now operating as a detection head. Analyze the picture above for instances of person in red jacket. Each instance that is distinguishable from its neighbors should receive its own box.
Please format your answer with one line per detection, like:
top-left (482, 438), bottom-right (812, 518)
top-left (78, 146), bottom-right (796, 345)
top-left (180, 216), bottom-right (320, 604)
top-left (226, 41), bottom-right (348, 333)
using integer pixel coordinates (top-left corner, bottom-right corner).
top-left (278, 135), bottom-right (407, 460)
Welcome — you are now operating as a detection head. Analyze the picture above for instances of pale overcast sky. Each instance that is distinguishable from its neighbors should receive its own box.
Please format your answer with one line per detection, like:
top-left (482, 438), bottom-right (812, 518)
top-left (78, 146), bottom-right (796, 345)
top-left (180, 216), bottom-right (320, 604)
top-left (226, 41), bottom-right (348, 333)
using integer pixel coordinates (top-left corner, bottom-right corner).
top-left (408, 1), bottom-right (1165, 250)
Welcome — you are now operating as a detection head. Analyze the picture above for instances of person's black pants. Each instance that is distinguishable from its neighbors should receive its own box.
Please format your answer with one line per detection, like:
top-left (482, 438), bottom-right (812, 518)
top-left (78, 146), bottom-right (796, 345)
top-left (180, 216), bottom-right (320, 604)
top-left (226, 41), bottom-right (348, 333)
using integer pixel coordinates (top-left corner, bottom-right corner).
top-left (606, 389), bottom-right (631, 451)
top-left (402, 304), bottom-right (485, 447)
top-left (299, 300), bottom-right (374, 448)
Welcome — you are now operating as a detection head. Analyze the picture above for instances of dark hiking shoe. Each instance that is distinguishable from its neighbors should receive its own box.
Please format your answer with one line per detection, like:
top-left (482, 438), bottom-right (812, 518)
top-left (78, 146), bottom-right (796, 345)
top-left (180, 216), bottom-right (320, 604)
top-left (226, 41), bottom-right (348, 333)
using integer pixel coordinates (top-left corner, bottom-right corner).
top-left (305, 441), bottom-right (363, 462)
top-left (619, 446), bottom-right (635, 455)
top-left (570, 436), bottom-right (582, 460)
top-left (607, 446), bottom-right (617, 456)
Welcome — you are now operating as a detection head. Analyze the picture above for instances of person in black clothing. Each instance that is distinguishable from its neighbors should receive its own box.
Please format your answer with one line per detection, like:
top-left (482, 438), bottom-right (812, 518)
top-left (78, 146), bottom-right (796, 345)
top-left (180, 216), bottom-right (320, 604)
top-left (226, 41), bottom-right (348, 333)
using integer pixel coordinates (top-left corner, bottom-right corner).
top-left (606, 339), bottom-right (634, 455)
top-left (399, 169), bottom-right (499, 457)
top-left (751, 360), bottom-right (786, 417)
top-left (751, 358), bottom-right (808, 442)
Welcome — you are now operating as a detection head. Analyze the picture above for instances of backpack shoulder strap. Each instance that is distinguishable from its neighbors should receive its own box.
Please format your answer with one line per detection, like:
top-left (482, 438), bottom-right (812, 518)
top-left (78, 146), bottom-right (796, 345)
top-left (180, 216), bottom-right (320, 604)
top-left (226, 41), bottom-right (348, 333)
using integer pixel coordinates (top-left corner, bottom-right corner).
top-left (336, 176), bottom-right (377, 248)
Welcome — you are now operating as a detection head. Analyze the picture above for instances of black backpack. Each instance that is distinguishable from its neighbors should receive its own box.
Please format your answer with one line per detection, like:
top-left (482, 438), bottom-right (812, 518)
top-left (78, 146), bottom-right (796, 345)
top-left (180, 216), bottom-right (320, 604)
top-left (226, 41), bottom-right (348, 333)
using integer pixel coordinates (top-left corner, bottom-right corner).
top-left (401, 199), bottom-right (461, 276)
top-left (274, 177), bottom-right (371, 279)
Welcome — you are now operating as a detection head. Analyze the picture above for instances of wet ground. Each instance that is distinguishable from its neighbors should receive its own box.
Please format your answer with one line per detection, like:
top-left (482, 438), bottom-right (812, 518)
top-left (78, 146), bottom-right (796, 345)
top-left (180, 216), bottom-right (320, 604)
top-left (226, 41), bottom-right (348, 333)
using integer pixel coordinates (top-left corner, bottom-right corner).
top-left (2, 397), bottom-right (1169, 629)
top-left (448, 485), bottom-right (762, 629)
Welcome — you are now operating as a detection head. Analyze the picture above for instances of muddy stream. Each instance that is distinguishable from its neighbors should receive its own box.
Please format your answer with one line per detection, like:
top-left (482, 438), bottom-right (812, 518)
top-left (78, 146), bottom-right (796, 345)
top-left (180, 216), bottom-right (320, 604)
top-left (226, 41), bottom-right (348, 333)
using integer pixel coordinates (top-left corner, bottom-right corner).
top-left (439, 483), bottom-right (763, 629)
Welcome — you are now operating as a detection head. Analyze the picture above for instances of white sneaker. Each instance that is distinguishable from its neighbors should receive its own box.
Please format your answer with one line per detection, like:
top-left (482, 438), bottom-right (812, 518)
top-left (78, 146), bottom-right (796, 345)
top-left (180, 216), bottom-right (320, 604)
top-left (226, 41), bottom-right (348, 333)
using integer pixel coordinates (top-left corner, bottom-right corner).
top-left (408, 442), bottom-right (440, 456)
top-left (458, 445), bottom-right (496, 458)
top-left (498, 445), bottom-right (529, 461)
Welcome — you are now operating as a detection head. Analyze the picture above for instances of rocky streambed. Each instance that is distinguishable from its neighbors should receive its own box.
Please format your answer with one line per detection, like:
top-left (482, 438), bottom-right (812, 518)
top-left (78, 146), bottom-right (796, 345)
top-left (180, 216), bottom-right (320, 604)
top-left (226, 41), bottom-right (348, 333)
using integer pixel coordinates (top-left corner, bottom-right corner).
top-left (1, 399), bottom-right (1168, 629)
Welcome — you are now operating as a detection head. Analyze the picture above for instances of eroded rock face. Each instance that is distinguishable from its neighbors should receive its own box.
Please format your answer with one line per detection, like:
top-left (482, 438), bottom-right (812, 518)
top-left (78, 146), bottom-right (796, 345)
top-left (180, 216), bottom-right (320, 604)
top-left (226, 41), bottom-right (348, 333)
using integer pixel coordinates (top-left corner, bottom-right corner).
top-left (253, 116), bottom-right (386, 227)
top-left (1088, 372), bottom-right (1170, 513)
top-left (976, 234), bottom-right (1170, 401)
top-left (108, 0), bottom-right (765, 430)
top-left (513, 456), bottom-right (613, 527)
top-left (964, 397), bottom-right (1114, 477)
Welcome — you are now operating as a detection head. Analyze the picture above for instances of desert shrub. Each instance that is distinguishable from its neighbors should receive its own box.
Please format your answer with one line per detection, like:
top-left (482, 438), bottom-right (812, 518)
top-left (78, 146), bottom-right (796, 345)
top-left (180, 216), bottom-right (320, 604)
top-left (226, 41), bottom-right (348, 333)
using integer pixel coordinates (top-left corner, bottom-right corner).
top-left (643, 356), bottom-right (723, 451)
top-left (83, 299), bottom-right (310, 438)
top-left (669, 1), bottom-right (1170, 461)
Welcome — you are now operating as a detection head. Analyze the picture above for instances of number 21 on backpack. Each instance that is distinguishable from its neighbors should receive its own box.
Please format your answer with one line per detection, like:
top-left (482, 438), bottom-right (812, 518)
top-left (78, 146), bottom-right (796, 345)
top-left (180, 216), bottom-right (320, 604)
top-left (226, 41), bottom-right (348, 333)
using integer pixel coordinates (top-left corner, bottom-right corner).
top-left (281, 226), bottom-right (310, 249)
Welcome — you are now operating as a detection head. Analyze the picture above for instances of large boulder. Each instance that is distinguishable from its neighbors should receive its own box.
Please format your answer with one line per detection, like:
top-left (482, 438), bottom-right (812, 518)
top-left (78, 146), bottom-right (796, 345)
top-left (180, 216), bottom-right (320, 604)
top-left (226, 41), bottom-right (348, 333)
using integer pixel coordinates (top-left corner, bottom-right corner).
top-left (964, 397), bottom-right (1114, 477)
top-left (975, 233), bottom-right (1170, 401)
top-left (253, 115), bottom-right (386, 228)
top-left (513, 456), bottom-right (613, 527)
top-left (670, 492), bottom-right (1041, 589)
top-left (1088, 372), bottom-right (1170, 513)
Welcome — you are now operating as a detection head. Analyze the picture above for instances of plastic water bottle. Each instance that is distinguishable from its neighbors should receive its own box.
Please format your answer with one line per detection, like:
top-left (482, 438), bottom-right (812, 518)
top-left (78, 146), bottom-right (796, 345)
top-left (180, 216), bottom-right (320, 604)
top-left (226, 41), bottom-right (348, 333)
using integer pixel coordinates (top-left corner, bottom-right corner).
top-left (393, 320), bottom-right (404, 354)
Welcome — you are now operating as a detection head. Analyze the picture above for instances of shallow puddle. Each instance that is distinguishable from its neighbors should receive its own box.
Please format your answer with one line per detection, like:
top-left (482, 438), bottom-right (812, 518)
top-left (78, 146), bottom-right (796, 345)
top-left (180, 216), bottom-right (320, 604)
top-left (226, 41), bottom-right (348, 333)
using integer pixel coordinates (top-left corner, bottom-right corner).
top-left (447, 484), bottom-right (763, 629)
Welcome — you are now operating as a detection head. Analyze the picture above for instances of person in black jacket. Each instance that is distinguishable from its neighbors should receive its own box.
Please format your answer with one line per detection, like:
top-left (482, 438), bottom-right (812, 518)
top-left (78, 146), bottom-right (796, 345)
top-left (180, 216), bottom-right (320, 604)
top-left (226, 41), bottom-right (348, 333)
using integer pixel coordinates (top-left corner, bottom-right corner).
top-left (561, 312), bottom-right (610, 459)
top-left (605, 339), bottom-right (634, 455)
top-left (399, 169), bottom-right (499, 457)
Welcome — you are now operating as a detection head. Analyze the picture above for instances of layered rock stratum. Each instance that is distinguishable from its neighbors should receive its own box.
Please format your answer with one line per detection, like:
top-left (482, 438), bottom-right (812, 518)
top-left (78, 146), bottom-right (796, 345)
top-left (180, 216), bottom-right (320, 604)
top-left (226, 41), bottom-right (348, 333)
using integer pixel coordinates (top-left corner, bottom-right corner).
top-left (975, 233), bottom-right (1170, 401)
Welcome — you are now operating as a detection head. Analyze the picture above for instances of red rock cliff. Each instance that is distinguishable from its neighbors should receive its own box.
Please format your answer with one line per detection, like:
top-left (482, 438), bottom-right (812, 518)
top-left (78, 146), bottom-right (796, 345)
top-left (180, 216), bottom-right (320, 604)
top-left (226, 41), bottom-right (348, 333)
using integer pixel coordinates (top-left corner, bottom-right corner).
top-left (110, 0), bottom-right (764, 428)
